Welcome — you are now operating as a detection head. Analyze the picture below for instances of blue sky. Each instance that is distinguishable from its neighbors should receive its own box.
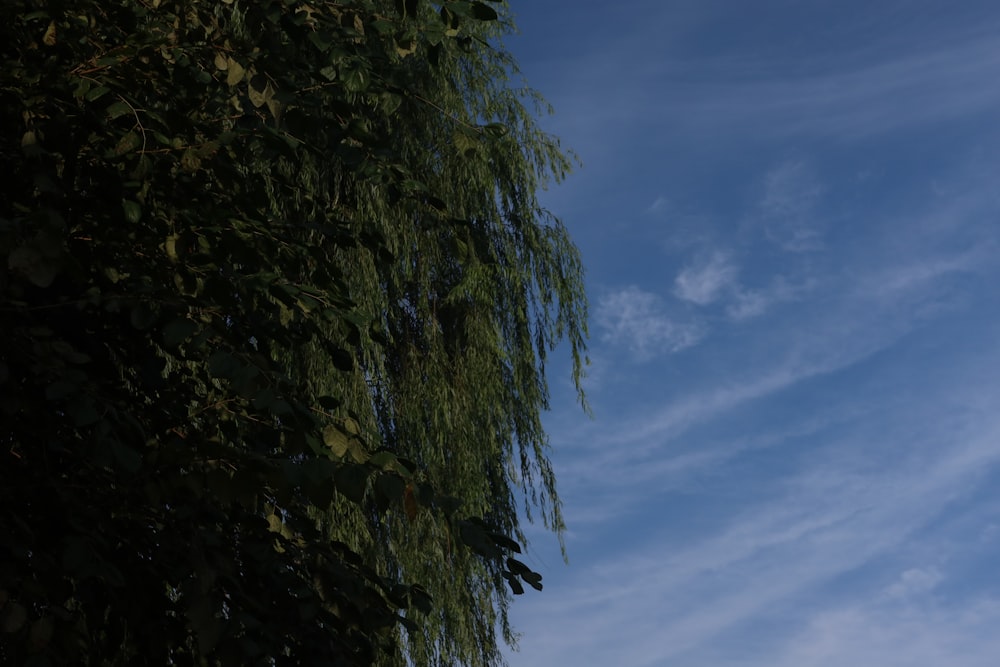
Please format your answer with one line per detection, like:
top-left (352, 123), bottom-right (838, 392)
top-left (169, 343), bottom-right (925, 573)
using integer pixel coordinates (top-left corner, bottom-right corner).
top-left (501, 2), bottom-right (1000, 665)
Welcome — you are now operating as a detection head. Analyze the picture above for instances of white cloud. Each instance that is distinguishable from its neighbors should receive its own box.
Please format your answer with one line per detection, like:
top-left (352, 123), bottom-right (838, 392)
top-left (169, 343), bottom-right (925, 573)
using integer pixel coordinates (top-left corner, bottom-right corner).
top-left (774, 597), bottom-right (1000, 667)
top-left (673, 252), bottom-right (738, 304)
top-left (728, 276), bottom-right (813, 320)
top-left (599, 277), bottom-right (922, 450)
top-left (884, 567), bottom-right (943, 599)
top-left (865, 251), bottom-right (984, 300)
top-left (595, 286), bottom-right (703, 358)
top-left (556, 234), bottom-right (993, 485)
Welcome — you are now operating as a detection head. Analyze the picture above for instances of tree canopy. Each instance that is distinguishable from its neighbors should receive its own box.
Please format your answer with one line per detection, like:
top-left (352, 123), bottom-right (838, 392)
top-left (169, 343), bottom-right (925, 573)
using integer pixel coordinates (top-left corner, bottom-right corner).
top-left (0, 1), bottom-right (587, 665)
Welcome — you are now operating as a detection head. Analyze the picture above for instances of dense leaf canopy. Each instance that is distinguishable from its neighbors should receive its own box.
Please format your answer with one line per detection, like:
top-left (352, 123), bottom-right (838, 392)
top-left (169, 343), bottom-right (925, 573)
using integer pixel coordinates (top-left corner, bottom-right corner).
top-left (0, 1), bottom-right (587, 665)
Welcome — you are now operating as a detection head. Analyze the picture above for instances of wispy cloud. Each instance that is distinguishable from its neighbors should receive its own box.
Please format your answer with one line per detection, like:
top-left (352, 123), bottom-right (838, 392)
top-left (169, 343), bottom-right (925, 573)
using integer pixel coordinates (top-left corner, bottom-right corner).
top-left (728, 276), bottom-right (813, 320)
top-left (673, 251), bottom-right (738, 304)
top-left (528, 15), bottom-right (1000, 156)
top-left (649, 28), bottom-right (1000, 143)
top-left (595, 286), bottom-right (703, 358)
top-left (884, 567), bottom-right (943, 599)
top-left (759, 160), bottom-right (825, 251)
top-left (545, 237), bottom-right (995, 531)
top-left (515, 225), bottom-right (1000, 667)
top-left (864, 251), bottom-right (986, 300)
top-left (643, 195), bottom-right (668, 216)
top-left (514, 401), bottom-right (1000, 666)
top-left (773, 596), bottom-right (1000, 667)
top-left (508, 7), bottom-right (1000, 667)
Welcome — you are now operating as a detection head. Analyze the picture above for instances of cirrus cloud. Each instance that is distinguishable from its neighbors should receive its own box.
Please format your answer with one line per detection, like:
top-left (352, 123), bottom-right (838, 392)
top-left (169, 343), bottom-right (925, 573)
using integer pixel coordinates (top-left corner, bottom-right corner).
top-left (596, 286), bottom-right (704, 358)
top-left (673, 251), bottom-right (739, 305)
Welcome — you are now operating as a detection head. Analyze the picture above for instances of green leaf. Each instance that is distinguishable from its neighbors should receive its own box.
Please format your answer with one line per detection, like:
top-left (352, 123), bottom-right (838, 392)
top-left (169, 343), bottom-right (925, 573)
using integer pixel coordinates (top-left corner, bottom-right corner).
top-left (482, 123), bottom-right (508, 138)
top-left (122, 199), bottom-right (142, 223)
top-left (367, 451), bottom-right (394, 469)
top-left (395, 34), bottom-right (418, 58)
top-left (307, 30), bottom-right (332, 52)
top-left (173, 271), bottom-right (201, 296)
top-left (226, 58), bottom-right (246, 86)
top-left (106, 100), bottom-right (132, 120)
top-left (522, 571), bottom-right (543, 591)
top-left (370, 19), bottom-right (395, 35)
top-left (408, 585), bottom-right (433, 614)
top-left (73, 77), bottom-right (92, 99)
top-left (21, 130), bottom-right (43, 158)
top-left (248, 75), bottom-right (273, 108)
top-left (329, 347), bottom-right (354, 371)
top-left (374, 472), bottom-right (405, 510)
top-left (436, 494), bottom-right (463, 514)
top-left (180, 147), bottom-right (202, 172)
top-left (458, 520), bottom-right (501, 558)
top-left (490, 532), bottom-right (522, 553)
top-left (342, 64), bottom-right (368, 93)
top-left (113, 131), bottom-right (142, 156)
top-left (85, 85), bottom-right (111, 101)
top-left (317, 395), bottom-right (341, 410)
top-left (269, 282), bottom-right (300, 307)
top-left (334, 464), bottom-right (370, 503)
top-left (397, 615), bottom-right (419, 632)
top-left (469, 1), bottom-right (499, 20)
top-left (505, 557), bottom-right (531, 575)
top-left (323, 425), bottom-right (350, 457)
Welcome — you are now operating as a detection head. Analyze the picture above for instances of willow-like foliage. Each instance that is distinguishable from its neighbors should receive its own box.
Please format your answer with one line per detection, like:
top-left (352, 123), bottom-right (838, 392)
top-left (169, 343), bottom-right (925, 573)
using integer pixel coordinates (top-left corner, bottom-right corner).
top-left (341, 8), bottom-right (587, 667)
top-left (1, 1), bottom-right (585, 665)
top-left (281, 5), bottom-right (588, 665)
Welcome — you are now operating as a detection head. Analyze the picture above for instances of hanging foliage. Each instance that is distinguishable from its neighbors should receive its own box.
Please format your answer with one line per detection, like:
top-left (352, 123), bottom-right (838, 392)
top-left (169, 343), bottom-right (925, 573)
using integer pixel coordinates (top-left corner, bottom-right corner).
top-left (0, 1), bottom-right (587, 665)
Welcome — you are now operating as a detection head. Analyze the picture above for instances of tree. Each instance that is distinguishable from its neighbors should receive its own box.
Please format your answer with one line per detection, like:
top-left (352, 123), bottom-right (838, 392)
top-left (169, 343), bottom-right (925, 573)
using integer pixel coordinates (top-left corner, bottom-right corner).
top-left (0, 1), bottom-right (586, 665)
